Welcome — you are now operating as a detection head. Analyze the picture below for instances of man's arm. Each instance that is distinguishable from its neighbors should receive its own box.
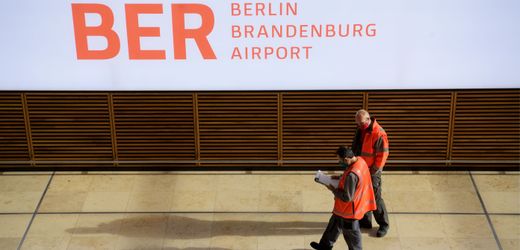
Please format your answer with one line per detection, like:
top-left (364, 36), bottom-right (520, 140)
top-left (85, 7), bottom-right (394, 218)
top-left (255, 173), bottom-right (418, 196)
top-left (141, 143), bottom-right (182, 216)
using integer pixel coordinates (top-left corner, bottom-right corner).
top-left (372, 134), bottom-right (389, 174)
top-left (332, 172), bottom-right (358, 202)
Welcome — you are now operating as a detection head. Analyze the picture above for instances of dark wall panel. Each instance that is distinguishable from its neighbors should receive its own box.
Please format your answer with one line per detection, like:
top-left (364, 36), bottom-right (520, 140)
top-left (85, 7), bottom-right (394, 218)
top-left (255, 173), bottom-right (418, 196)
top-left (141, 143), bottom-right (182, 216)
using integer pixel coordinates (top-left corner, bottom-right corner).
top-left (0, 90), bottom-right (518, 170)
top-left (198, 93), bottom-right (278, 166)
top-left (26, 93), bottom-right (113, 167)
top-left (451, 90), bottom-right (520, 167)
top-left (368, 92), bottom-right (452, 168)
top-left (282, 92), bottom-right (363, 167)
top-left (113, 93), bottom-right (196, 167)
top-left (0, 93), bottom-right (30, 167)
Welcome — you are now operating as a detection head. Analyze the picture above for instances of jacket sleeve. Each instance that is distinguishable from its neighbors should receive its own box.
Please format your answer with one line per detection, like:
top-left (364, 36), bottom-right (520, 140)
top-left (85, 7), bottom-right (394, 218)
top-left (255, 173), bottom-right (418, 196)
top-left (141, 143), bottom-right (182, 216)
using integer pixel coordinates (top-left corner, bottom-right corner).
top-left (333, 172), bottom-right (358, 202)
top-left (372, 134), bottom-right (389, 173)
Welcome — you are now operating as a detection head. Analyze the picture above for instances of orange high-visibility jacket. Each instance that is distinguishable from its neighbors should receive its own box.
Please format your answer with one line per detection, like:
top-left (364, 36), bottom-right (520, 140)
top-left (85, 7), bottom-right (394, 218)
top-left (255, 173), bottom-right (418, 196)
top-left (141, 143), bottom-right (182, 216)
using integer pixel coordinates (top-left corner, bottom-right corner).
top-left (333, 158), bottom-right (377, 220)
top-left (352, 118), bottom-right (389, 174)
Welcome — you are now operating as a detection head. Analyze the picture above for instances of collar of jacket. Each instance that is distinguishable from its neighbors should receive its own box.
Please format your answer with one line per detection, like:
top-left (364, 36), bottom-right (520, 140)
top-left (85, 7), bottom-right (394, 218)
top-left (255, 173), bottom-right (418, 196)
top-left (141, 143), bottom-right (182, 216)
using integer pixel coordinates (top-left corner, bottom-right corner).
top-left (367, 117), bottom-right (377, 133)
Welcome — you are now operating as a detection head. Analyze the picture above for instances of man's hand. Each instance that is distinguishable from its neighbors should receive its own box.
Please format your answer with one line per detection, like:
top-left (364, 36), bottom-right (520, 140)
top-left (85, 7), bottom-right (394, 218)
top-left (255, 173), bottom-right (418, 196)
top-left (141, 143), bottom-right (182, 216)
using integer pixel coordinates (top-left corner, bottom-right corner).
top-left (327, 184), bottom-right (335, 192)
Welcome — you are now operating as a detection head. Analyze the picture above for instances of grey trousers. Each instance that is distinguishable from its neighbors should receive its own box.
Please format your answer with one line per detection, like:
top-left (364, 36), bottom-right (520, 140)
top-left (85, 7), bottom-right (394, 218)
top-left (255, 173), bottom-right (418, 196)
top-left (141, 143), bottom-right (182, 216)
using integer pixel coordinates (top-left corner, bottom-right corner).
top-left (360, 171), bottom-right (390, 229)
top-left (318, 214), bottom-right (362, 250)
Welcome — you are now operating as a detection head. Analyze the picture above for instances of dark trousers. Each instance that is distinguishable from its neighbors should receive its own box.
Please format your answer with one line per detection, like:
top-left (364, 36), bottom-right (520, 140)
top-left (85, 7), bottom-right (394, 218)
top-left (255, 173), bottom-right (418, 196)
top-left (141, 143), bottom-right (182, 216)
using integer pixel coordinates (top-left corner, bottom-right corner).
top-left (360, 171), bottom-right (389, 229)
top-left (318, 214), bottom-right (362, 250)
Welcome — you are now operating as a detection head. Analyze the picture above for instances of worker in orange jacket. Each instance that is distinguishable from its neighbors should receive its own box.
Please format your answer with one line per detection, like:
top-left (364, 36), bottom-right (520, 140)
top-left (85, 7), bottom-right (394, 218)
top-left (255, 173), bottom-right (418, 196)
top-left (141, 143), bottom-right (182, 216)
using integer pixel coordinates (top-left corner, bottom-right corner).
top-left (352, 109), bottom-right (390, 237)
top-left (310, 146), bottom-right (376, 250)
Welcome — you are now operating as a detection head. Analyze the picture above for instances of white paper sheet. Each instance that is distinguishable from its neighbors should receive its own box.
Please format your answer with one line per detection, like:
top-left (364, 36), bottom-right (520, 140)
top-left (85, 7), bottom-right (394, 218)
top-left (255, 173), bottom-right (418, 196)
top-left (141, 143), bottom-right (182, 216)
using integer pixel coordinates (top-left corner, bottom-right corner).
top-left (314, 170), bottom-right (339, 189)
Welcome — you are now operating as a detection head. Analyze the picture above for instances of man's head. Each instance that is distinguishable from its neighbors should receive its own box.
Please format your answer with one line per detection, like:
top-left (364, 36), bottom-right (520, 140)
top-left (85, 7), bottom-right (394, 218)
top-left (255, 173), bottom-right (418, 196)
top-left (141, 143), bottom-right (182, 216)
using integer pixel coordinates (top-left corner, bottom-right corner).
top-left (336, 146), bottom-right (357, 166)
top-left (355, 109), bottom-right (371, 129)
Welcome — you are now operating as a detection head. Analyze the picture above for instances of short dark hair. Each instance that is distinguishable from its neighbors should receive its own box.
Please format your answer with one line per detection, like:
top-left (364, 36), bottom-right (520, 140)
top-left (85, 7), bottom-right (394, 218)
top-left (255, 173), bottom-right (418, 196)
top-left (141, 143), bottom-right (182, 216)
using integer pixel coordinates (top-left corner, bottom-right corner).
top-left (336, 146), bottom-right (355, 159)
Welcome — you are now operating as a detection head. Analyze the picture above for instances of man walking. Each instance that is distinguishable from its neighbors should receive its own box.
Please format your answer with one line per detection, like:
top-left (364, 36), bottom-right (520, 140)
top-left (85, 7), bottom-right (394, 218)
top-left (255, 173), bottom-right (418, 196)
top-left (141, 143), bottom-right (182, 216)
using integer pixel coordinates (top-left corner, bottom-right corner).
top-left (352, 109), bottom-right (390, 237)
top-left (310, 146), bottom-right (376, 250)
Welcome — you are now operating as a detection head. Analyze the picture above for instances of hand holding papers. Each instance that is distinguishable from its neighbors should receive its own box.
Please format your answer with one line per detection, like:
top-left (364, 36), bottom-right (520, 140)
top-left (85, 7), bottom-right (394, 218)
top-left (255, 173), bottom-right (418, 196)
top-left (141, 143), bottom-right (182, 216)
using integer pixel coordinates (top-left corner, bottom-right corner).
top-left (314, 170), bottom-right (339, 189)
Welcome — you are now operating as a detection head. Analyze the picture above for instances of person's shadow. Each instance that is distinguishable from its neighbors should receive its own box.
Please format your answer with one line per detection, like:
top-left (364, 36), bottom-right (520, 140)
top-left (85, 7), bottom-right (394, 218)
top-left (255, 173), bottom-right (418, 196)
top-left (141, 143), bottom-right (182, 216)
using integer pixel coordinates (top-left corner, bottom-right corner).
top-left (148, 248), bottom-right (230, 250)
top-left (67, 214), bottom-right (378, 249)
top-left (67, 214), bottom-right (327, 238)
top-left (68, 214), bottom-right (326, 250)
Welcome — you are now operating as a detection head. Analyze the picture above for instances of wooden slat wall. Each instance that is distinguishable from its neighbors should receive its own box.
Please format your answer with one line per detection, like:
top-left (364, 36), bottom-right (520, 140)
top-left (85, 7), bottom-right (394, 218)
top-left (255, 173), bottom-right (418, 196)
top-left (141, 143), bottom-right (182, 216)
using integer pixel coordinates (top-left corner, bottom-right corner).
top-left (112, 93), bottom-right (196, 167)
top-left (198, 93), bottom-right (278, 166)
top-left (26, 93), bottom-right (113, 167)
top-left (0, 93), bottom-right (30, 167)
top-left (368, 92), bottom-right (452, 167)
top-left (451, 90), bottom-right (520, 167)
top-left (0, 90), bottom-right (518, 170)
top-left (283, 92), bottom-right (363, 167)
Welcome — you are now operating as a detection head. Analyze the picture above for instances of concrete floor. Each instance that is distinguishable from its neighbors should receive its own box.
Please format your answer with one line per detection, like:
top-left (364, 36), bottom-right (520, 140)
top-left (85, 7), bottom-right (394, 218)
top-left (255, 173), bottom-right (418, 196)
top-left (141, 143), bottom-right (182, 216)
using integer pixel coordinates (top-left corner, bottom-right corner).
top-left (0, 170), bottom-right (518, 250)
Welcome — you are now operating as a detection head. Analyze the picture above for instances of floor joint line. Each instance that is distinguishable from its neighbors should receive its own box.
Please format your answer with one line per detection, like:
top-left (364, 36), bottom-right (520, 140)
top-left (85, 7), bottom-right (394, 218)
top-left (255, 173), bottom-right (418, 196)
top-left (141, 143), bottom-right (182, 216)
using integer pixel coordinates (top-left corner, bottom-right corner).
top-left (469, 171), bottom-right (503, 250)
top-left (16, 171), bottom-right (55, 250)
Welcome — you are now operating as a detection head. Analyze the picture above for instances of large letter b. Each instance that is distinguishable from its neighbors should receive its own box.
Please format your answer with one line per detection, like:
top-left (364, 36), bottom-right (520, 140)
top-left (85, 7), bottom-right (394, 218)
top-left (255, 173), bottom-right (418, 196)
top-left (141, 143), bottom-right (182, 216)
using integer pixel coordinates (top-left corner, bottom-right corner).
top-left (71, 4), bottom-right (120, 59)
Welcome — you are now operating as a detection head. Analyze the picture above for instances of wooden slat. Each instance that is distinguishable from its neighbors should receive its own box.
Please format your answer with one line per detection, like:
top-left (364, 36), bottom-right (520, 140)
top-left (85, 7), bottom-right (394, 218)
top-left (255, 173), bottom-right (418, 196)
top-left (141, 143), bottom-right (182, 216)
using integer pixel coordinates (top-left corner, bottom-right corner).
top-left (446, 92), bottom-right (457, 165)
top-left (193, 93), bottom-right (201, 166)
top-left (112, 93), bottom-right (196, 165)
top-left (21, 93), bottom-right (35, 167)
top-left (198, 92), bottom-right (278, 165)
top-left (451, 90), bottom-right (520, 167)
top-left (26, 93), bottom-right (113, 167)
top-left (277, 93), bottom-right (283, 166)
top-left (108, 93), bottom-right (118, 166)
top-left (363, 92), bottom-right (368, 110)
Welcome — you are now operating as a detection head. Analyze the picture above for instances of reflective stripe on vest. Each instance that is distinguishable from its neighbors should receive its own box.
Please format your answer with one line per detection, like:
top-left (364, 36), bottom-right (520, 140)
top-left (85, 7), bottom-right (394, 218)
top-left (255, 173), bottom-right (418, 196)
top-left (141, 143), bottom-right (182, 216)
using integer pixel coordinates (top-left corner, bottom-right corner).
top-left (333, 200), bottom-right (376, 218)
top-left (361, 152), bottom-right (376, 157)
top-left (376, 148), bottom-right (389, 153)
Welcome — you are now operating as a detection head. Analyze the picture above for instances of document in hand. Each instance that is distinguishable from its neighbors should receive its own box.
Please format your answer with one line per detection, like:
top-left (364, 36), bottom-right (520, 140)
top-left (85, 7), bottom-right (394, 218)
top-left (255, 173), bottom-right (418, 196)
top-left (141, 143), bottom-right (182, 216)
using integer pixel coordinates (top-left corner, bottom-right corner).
top-left (314, 170), bottom-right (339, 189)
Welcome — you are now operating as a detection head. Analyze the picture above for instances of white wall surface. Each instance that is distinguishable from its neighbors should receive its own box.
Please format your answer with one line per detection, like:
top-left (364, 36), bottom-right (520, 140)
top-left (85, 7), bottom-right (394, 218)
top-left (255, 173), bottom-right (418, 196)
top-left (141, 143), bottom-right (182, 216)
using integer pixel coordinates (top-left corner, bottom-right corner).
top-left (0, 0), bottom-right (519, 90)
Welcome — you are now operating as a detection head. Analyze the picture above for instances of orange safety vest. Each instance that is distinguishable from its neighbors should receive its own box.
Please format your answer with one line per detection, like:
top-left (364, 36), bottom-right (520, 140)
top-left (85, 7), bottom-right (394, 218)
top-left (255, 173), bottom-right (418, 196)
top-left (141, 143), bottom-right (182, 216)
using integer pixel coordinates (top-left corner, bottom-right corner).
top-left (360, 119), bottom-right (389, 173)
top-left (333, 158), bottom-right (376, 220)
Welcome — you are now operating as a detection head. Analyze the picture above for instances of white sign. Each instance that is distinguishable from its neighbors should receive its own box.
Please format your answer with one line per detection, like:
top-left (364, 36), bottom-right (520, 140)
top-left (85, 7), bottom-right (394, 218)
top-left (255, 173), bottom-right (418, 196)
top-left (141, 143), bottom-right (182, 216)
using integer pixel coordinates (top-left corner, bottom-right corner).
top-left (0, 0), bottom-right (519, 90)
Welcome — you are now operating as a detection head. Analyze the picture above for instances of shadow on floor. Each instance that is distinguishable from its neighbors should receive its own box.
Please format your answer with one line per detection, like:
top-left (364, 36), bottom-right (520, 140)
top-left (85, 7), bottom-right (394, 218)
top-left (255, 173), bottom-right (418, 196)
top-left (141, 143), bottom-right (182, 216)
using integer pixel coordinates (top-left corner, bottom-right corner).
top-left (163, 248), bottom-right (231, 250)
top-left (127, 248), bottom-right (230, 250)
top-left (67, 214), bottom-right (329, 239)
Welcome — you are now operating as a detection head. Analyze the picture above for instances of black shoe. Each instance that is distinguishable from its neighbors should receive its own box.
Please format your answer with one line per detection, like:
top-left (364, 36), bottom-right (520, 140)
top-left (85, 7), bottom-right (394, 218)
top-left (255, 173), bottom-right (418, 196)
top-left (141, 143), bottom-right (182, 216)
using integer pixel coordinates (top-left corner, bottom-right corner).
top-left (360, 221), bottom-right (372, 229)
top-left (310, 241), bottom-right (320, 250)
top-left (376, 227), bottom-right (388, 237)
top-left (310, 242), bottom-right (331, 250)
